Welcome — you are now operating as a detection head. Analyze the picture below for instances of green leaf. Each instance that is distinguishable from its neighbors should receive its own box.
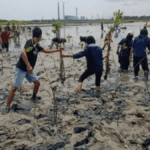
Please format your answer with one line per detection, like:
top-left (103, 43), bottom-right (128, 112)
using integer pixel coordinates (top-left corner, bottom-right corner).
top-left (52, 20), bottom-right (63, 28)
top-left (67, 35), bottom-right (72, 38)
top-left (113, 11), bottom-right (124, 26)
top-left (52, 30), bottom-right (58, 34)
top-left (110, 26), bottom-right (115, 32)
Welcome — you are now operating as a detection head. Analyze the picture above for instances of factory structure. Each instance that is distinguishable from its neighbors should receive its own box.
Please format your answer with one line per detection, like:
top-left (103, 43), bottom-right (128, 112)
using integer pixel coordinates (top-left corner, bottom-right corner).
top-left (31, 2), bottom-right (86, 22)
top-left (57, 2), bottom-right (84, 20)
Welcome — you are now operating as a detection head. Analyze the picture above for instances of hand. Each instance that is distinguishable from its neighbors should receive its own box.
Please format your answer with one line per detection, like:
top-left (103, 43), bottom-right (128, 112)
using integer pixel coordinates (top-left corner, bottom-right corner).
top-left (58, 47), bottom-right (63, 51)
top-left (60, 54), bottom-right (66, 58)
top-left (77, 82), bottom-right (82, 91)
top-left (104, 54), bottom-right (109, 59)
top-left (129, 56), bottom-right (132, 60)
top-left (27, 65), bottom-right (33, 74)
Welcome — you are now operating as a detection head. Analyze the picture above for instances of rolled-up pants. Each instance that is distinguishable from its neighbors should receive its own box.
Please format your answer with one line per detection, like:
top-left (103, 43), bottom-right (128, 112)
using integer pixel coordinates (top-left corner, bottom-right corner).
top-left (78, 69), bottom-right (102, 86)
top-left (133, 56), bottom-right (149, 76)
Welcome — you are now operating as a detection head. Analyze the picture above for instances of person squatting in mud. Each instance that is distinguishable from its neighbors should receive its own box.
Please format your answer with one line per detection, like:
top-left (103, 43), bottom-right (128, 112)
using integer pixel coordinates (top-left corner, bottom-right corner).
top-left (61, 36), bottom-right (104, 97)
top-left (6, 27), bottom-right (63, 108)
top-left (132, 28), bottom-right (150, 81)
top-left (116, 31), bottom-right (134, 72)
top-left (50, 37), bottom-right (66, 49)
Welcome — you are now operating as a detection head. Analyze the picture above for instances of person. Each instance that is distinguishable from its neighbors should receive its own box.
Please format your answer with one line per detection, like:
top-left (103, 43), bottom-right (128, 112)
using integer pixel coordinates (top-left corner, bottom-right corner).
top-left (143, 26), bottom-right (148, 37)
top-left (144, 22), bottom-right (148, 28)
top-left (50, 37), bottom-right (66, 49)
top-left (102, 30), bottom-right (113, 50)
top-left (132, 28), bottom-right (150, 81)
top-left (6, 27), bottom-right (63, 109)
top-left (1, 27), bottom-right (10, 52)
top-left (6, 23), bottom-right (11, 31)
top-left (61, 36), bottom-right (103, 97)
top-left (101, 21), bottom-right (105, 33)
top-left (12, 23), bottom-right (16, 31)
top-left (116, 31), bottom-right (134, 72)
top-left (0, 27), bottom-right (2, 51)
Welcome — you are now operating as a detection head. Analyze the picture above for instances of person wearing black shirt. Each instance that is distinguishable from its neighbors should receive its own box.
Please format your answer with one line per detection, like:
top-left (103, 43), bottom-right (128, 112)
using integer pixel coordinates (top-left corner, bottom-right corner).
top-left (6, 27), bottom-right (63, 108)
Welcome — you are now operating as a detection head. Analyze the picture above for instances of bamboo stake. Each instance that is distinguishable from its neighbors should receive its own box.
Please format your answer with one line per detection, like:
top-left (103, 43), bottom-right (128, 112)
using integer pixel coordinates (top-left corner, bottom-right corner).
top-left (39, 53), bottom-right (58, 124)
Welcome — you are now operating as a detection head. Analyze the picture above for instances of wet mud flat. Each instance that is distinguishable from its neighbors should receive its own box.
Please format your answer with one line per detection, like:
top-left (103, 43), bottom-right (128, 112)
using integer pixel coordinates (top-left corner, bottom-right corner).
top-left (1, 23), bottom-right (150, 149)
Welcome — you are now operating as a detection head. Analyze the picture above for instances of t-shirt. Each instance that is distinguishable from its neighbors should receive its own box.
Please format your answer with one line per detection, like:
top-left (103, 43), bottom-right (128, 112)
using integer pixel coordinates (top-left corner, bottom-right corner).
top-left (1, 31), bottom-right (10, 43)
top-left (118, 38), bottom-right (133, 58)
top-left (52, 37), bottom-right (60, 43)
top-left (73, 44), bottom-right (103, 73)
top-left (16, 39), bottom-right (44, 71)
top-left (133, 36), bottom-right (150, 57)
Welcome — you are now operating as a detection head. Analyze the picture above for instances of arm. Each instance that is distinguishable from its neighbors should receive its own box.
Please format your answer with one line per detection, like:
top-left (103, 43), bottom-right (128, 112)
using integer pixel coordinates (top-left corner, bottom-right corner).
top-left (129, 48), bottom-right (133, 59)
top-left (61, 49), bottom-right (87, 59)
top-left (61, 54), bottom-right (74, 58)
top-left (116, 45), bottom-right (120, 54)
top-left (22, 49), bottom-right (32, 73)
top-left (42, 48), bottom-right (63, 53)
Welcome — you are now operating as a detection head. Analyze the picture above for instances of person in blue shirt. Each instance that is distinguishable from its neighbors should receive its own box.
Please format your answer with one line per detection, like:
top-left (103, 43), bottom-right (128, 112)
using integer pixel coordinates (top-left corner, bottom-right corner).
top-left (133, 28), bottom-right (150, 81)
top-left (61, 36), bottom-right (103, 97)
top-left (116, 31), bottom-right (134, 72)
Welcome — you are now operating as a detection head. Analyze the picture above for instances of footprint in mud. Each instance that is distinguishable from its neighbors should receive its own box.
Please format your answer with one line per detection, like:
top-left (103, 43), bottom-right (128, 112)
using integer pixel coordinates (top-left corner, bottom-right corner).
top-left (142, 138), bottom-right (150, 150)
top-left (35, 114), bottom-right (48, 120)
top-left (74, 131), bottom-right (94, 148)
top-left (0, 125), bottom-right (5, 143)
top-left (1, 102), bottom-right (35, 115)
top-left (74, 127), bottom-right (87, 133)
top-left (13, 119), bottom-right (31, 125)
top-left (15, 142), bottom-right (66, 150)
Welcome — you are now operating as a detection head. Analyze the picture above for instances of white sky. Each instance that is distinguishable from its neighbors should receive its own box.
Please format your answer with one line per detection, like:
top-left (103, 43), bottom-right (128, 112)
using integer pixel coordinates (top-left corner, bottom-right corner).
top-left (0, 0), bottom-right (150, 20)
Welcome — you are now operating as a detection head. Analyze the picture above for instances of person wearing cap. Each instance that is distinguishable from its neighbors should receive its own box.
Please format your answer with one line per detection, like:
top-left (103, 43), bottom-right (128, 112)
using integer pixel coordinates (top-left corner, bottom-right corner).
top-left (116, 31), bottom-right (134, 72)
top-left (6, 27), bottom-right (63, 109)
top-left (61, 36), bottom-right (103, 97)
top-left (1, 26), bottom-right (10, 52)
top-left (132, 28), bottom-right (150, 81)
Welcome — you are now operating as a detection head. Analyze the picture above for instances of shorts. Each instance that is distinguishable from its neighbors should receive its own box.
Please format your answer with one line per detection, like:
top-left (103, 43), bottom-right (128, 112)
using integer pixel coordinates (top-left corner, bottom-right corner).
top-left (14, 67), bottom-right (38, 87)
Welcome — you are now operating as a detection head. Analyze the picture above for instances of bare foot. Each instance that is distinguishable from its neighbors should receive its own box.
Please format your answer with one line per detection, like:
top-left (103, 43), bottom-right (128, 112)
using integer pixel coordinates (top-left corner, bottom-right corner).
top-left (77, 82), bottom-right (82, 91)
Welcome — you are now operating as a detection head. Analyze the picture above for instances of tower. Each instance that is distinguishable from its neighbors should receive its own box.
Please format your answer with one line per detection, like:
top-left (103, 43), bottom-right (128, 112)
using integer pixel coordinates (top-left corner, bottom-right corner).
top-left (63, 2), bottom-right (65, 20)
top-left (58, 2), bottom-right (60, 20)
top-left (76, 7), bottom-right (78, 18)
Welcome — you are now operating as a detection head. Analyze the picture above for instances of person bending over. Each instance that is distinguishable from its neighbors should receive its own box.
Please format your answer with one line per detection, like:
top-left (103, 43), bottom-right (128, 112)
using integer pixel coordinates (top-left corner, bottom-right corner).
top-left (50, 37), bottom-right (66, 49)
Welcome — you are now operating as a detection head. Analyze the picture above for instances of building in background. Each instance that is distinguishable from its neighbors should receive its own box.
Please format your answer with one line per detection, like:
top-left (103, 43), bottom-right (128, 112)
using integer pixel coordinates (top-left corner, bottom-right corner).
top-left (64, 16), bottom-right (78, 20)
top-left (80, 16), bottom-right (85, 20)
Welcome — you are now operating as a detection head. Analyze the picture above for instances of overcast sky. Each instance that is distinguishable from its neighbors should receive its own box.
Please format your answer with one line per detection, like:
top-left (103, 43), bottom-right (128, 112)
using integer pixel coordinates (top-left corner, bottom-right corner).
top-left (1, 0), bottom-right (150, 20)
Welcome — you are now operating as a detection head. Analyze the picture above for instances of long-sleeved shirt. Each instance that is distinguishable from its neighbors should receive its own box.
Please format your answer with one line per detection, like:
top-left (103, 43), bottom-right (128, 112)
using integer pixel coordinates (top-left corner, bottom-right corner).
top-left (73, 44), bottom-right (103, 73)
top-left (133, 36), bottom-right (150, 57)
top-left (118, 38), bottom-right (133, 58)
